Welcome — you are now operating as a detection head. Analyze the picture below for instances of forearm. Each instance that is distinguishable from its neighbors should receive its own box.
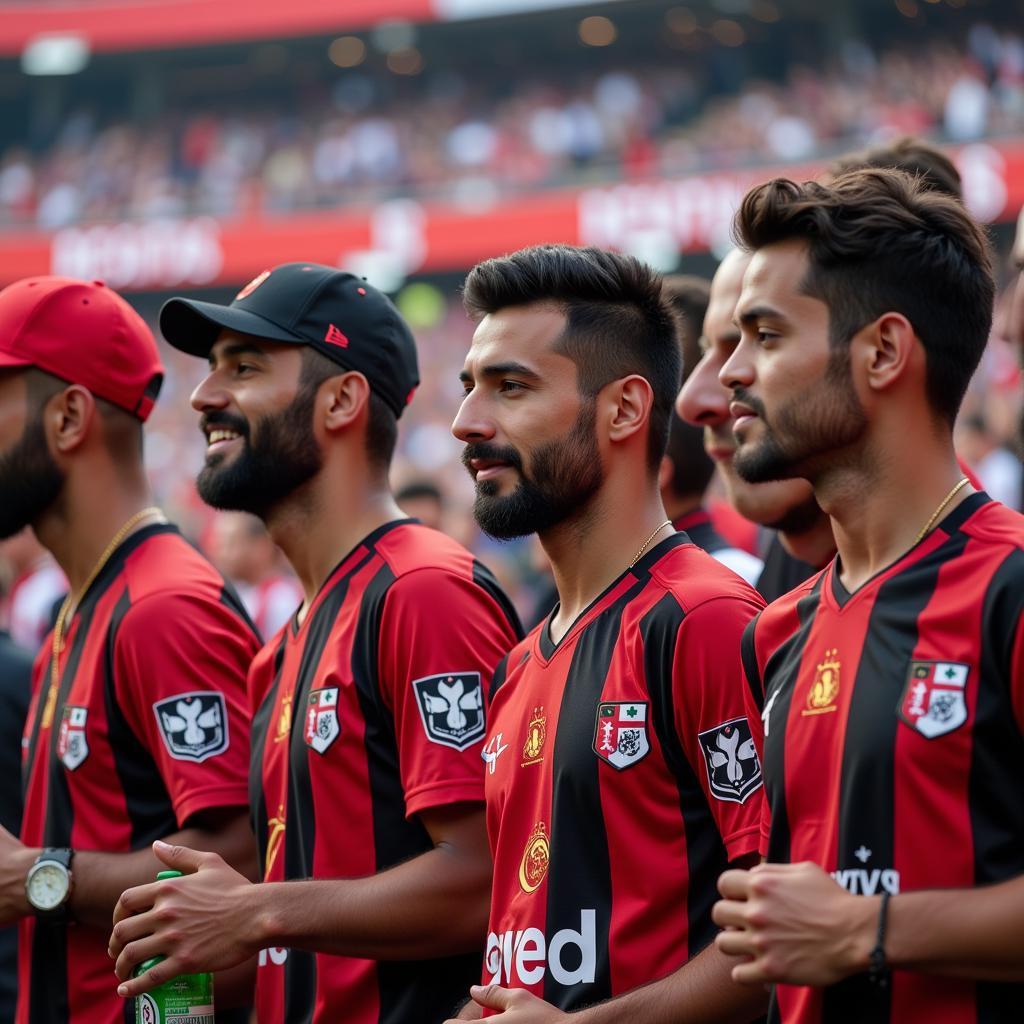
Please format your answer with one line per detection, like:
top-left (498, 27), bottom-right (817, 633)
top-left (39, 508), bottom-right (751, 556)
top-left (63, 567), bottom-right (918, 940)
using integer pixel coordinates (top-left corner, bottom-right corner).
top-left (574, 943), bottom-right (766, 1024)
top-left (254, 842), bottom-right (490, 960)
top-left (883, 876), bottom-right (1024, 982)
top-left (73, 808), bottom-right (255, 930)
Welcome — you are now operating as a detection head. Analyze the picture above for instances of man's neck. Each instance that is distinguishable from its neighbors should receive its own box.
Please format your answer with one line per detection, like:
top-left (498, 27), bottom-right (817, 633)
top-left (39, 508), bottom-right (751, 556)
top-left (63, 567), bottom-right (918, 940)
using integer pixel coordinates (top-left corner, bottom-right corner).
top-left (35, 469), bottom-right (157, 597)
top-left (816, 441), bottom-right (970, 593)
top-left (541, 485), bottom-right (672, 645)
top-left (265, 471), bottom-right (405, 613)
top-left (778, 514), bottom-right (836, 569)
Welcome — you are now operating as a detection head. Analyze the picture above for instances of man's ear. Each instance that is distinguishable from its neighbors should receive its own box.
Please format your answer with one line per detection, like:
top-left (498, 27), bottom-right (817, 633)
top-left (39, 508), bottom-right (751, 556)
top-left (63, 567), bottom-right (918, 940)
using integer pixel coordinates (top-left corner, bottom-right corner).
top-left (48, 385), bottom-right (97, 456)
top-left (855, 312), bottom-right (917, 396)
top-left (605, 375), bottom-right (654, 446)
top-left (319, 372), bottom-right (371, 434)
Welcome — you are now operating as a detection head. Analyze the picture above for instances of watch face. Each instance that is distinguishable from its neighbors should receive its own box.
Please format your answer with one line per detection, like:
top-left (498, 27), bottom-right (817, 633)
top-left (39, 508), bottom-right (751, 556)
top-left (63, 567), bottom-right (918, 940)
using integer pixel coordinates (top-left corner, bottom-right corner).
top-left (27, 862), bottom-right (70, 911)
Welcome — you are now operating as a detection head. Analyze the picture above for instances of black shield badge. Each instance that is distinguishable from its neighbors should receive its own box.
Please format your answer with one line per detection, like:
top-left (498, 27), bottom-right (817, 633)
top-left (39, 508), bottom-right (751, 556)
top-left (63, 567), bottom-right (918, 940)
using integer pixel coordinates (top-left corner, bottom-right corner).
top-left (152, 691), bottom-right (229, 763)
top-left (697, 716), bottom-right (762, 804)
top-left (412, 672), bottom-right (485, 751)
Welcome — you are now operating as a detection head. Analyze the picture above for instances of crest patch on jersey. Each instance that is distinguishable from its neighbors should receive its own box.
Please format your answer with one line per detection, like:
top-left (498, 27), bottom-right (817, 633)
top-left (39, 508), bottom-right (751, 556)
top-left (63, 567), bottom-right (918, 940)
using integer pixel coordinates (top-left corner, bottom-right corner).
top-left (304, 687), bottom-right (341, 754)
top-left (57, 705), bottom-right (89, 771)
top-left (152, 692), bottom-right (229, 763)
top-left (698, 716), bottom-right (762, 803)
top-left (899, 660), bottom-right (970, 739)
top-left (412, 672), bottom-right (485, 751)
top-left (593, 701), bottom-right (650, 770)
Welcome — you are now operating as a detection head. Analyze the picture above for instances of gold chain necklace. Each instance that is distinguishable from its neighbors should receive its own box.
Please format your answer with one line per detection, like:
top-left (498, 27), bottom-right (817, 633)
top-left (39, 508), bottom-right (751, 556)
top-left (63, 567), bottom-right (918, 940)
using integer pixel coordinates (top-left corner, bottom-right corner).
top-left (42, 506), bottom-right (164, 729)
top-left (629, 519), bottom-right (673, 568)
top-left (913, 478), bottom-right (970, 546)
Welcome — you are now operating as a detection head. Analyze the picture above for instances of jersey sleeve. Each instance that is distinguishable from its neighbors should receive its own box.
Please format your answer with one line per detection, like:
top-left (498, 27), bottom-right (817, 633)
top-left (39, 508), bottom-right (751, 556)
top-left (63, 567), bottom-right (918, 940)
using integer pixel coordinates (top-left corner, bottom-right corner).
top-left (113, 589), bottom-right (260, 826)
top-left (377, 566), bottom-right (521, 819)
top-left (674, 594), bottom-right (765, 863)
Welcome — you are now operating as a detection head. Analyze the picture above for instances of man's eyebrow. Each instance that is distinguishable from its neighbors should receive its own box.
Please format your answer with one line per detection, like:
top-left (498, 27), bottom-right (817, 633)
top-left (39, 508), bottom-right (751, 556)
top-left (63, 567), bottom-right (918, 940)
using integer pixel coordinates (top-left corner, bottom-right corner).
top-left (208, 342), bottom-right (269, 367)
top-left (734, 305), bottom-right (789, 329)
top-left (459, 361), bottom-right (542, 384)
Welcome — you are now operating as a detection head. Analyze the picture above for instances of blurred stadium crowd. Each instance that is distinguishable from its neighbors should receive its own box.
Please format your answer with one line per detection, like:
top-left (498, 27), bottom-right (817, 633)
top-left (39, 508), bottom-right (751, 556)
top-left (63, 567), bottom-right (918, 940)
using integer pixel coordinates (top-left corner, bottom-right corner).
top-left (1, 22), bottom-right (1022, 228)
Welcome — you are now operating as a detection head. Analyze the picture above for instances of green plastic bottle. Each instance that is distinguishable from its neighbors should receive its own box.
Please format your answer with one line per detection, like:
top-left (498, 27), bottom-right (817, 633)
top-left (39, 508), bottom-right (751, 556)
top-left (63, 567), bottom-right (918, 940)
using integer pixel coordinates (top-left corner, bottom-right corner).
top-left (134, 870), bottom-right (214, 1024)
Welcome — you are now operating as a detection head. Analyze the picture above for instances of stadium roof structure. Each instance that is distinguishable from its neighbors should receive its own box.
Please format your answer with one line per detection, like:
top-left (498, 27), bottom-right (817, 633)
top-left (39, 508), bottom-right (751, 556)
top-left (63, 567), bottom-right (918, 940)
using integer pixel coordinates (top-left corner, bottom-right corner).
top-left (0, 0), bottom-right (620, 56)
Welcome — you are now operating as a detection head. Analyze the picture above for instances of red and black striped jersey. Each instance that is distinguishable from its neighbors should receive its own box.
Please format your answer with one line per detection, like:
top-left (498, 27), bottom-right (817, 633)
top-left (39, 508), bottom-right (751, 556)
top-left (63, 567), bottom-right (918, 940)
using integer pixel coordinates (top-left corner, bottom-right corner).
top-left (743, 494), bottom-right (1024, 1024)
top-left (248, 519), bottom-right (522, 1024)
top-left (18, 523), bottom-right (260, 1024)
top-left (480, 533), bottom-right (765, 1013)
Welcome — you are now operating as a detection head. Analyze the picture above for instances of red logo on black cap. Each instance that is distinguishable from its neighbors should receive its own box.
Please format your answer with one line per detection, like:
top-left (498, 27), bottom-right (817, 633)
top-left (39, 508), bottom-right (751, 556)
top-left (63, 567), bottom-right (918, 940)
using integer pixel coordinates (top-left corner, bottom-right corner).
top-left (236, 270), bottom-right (270, 301)
top-left (324, 324), bottom-right (349, 349)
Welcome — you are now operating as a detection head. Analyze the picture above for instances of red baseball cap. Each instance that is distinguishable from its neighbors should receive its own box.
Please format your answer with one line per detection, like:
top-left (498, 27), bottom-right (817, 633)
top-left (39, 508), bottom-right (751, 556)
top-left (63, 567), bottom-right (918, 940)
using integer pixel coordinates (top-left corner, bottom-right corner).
top-left (0, 276), bottom-right (164, 421)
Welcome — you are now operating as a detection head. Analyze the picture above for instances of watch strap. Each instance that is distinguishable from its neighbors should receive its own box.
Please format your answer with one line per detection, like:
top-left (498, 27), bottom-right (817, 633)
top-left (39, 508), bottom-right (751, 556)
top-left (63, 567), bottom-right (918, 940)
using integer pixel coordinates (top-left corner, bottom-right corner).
top-left (38, 848), bottom-right (73, 870)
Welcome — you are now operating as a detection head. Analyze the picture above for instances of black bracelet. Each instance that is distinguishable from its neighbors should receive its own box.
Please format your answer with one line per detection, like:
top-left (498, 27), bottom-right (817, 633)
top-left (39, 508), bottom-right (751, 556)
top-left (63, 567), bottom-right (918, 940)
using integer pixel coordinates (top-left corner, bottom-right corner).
top-left (868, 891), bottom-right (891, 987)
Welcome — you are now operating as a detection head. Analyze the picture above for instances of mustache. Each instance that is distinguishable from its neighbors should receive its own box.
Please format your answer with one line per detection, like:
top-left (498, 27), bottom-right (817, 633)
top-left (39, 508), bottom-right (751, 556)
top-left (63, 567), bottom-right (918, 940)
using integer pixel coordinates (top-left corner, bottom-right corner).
top-left (460, 442), bottom-right (523, 473)
top-left (199, 412), bottom-right (250, 439)
top-left (731, 387), bottom-right (767, 419)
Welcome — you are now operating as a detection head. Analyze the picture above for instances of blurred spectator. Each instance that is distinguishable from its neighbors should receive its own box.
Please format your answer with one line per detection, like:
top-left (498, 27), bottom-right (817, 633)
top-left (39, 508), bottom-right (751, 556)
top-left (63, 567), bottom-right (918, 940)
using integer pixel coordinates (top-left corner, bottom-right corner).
top-left (395, 479), bottom-right (446, 531)
top-left (958, 412), bottom-right (1022, 508)
top-left (1, 24), bottom-right (1022, 227)
top-left (0, 528), bottom-right (66, 655)
top-left (209, 512), bottom-right (302, 639)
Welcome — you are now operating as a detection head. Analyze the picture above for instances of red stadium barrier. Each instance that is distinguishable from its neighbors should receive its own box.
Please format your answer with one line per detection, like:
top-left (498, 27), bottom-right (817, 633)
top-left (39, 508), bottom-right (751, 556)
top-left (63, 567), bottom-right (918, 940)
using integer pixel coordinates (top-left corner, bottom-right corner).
top-left (0, 139), bottom-right (1021, 292)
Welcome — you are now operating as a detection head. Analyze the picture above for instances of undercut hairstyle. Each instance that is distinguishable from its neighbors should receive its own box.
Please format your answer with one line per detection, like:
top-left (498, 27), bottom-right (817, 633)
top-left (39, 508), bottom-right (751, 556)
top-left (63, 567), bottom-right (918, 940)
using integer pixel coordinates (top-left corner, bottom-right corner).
top-left (299, 348), bottom-right (397, 469)
top-left (831, 137), bottom-right (962, 200)
top-left (734, 168), bottom-right (994, 426)
top-left (462, 245), bottom-right (681, 469)
top-left (662, 275), bottom-right (711, 382)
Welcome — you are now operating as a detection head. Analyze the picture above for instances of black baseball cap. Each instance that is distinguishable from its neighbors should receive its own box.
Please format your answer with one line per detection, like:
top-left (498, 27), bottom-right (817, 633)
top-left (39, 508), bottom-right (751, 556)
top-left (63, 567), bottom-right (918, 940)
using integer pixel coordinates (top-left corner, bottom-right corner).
top-left (159, 263), bottom-right (420, 418)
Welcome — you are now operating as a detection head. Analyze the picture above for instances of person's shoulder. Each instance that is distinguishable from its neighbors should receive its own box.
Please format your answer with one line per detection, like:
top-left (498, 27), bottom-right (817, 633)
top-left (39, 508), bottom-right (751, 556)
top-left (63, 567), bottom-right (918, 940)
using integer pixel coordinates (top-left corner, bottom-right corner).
top-left (961, 497), bottom-right (1024, 554)
top-left (121, 527), bottom-right (228, 604)
top-left (649, 538), bottom-right (764, 615)
top-left (374, 520), bottom-right (477, 583)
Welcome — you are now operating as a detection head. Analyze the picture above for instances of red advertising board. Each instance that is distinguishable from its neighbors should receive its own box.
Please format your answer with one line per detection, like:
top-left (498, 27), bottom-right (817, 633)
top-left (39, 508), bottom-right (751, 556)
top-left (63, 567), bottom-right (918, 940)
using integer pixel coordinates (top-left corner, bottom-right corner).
top-left (0, 139), bottom-right (1020, 293)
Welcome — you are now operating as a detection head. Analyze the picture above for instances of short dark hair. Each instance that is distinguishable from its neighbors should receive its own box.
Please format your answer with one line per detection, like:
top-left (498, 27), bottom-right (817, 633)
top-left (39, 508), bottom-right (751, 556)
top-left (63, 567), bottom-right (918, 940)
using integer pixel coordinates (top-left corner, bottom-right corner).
top-left (662, 275), bottom-right (711, 382)
top-left (300, 348), bottom-right (397, 469)
top-left (664, 412), bottom-right (715, 498)
top-left (395, 480), bottom-right (443, 505)
top-left (831, 137), bottom-right (962, 200)
top-left (462, 245), bottom-right (680, 469)
top-left (734, 168), bottom-right (994, 426)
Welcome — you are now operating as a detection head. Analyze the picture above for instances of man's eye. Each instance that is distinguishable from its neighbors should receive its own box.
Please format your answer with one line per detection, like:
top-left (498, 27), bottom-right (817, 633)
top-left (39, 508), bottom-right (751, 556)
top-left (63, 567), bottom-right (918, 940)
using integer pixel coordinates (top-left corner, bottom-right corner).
top-left (500, 380), bottom-right (526, 393)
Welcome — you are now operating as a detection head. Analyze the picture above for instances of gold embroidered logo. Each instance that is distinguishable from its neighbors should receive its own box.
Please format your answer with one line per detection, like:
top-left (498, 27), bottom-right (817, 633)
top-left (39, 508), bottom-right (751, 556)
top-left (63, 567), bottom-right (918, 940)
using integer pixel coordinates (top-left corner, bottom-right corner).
top-left (521, 706), bottom-right (547, 766)
top-left (275, 693), bottom-right (292, 743)
top-left (265, 803), bottom-right (286, 875)
top-left (804, 649), bottom-right (840, 716)
top-left (518, 821), bottom-right (550, 894)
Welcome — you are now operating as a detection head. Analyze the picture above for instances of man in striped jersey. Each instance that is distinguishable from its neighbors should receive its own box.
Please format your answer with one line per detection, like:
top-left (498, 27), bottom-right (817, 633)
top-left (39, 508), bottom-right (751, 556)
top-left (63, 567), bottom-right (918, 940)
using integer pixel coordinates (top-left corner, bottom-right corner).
top-left (111, 263), bottom-right (522, 1024)
top-left (448, 245), bottom-right (767, 1022)
top-left (712, 169), bottom-right (1024, 1023)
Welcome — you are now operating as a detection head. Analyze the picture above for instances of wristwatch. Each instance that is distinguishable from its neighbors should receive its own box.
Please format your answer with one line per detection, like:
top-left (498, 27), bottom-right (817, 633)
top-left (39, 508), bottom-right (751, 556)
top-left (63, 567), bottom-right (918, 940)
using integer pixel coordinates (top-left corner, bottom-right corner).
top-left (25, 848), bottom-right (74, 918)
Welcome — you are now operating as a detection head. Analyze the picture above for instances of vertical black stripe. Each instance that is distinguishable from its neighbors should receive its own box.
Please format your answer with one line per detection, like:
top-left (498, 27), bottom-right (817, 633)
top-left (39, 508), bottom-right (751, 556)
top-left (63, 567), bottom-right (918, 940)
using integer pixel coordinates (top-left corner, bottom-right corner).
top-left (741, 615), bottom-right (765, 713)
top-left (762, 579), bottom-right (825, 1024)
top-left (972, 548), bottom-right (1024, 1023)
top-left (488, 653), bottom-right (511, 704)
top-left (823, 536), bottom-right (966, 1024)
top-left (282, 575), bottom-right (358, 1023)
top-left (349, 564), bottom-right (479, 1024)
top-left (28, 585), bottom-right (102, 1024)
top-left (472, 561), bottom-right (524, 643)
top-left (762, 576), bottom-right (826, 867)
top-left (250, 637), bottom-right (288, 876)
top-left (220, 581), bottom-right (261, 645)
top-left (641, 594), bottom-right (729, 957)
top-left (103, 591), bottom-right (177, 847)
top-left (542, 578), bottom-right (647, 1009)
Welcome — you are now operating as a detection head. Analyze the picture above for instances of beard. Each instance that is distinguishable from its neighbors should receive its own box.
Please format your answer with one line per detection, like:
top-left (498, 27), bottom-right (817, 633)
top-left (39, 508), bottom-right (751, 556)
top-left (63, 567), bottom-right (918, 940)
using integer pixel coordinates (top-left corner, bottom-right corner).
top-left (733, 351), bottom-right (867, 485)
top-left (197, 383), bottom-right (323, 519)
top-left (0, 409), bottom-right (64, 539)
top-left (463, 399), bottom-right (604, 540)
